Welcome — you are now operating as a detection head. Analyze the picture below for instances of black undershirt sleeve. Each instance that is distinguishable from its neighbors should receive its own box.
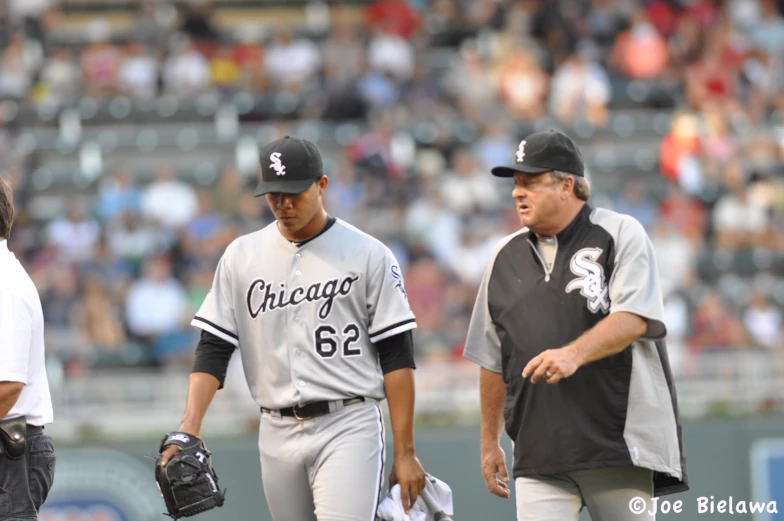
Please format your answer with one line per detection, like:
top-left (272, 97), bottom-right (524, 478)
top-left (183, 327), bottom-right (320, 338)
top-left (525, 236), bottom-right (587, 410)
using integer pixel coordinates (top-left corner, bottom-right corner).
top-left (376, 330), bottom-right (416, 374)
top-left (192, 331), bottom-right (236, 389)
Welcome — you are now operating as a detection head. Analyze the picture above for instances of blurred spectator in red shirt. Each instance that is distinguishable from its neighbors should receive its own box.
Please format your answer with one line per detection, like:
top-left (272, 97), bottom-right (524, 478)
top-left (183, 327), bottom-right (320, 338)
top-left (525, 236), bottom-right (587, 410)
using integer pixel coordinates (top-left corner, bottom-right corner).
top-left (365, 0), bottom-right (420, 40)
top-left (685, 22), bottom-right (745, 111)
top-left (81, 30), bottom-right (121, 97)
top-left (659, 183), bottom-right (706, 244)
top-left (609, 11), bottom-right (669, 79)
top-left (643, 0), bottom-right (678, 36)
top-left (660, 111), bottom-right (701, 183)
top-left (688, 289), bottom-right (749, 353)
top-left (683, 0), bottom-right (721, 29)
top-left (229, 31), bottom-right (265, 91)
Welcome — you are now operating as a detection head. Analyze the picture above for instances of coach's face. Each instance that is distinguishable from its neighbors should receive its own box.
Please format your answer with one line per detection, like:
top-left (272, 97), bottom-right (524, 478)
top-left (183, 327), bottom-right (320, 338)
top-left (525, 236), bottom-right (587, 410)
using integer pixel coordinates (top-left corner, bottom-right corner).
top-left (266, 176), bottom-right (328, 235)
top-left (512, 172), bottom-right (568, 234)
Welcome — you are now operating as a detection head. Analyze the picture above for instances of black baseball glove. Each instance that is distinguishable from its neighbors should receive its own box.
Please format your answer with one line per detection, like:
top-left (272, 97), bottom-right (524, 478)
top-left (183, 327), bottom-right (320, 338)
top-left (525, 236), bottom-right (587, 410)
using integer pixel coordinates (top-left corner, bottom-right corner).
top-left (155, 432), bottom-right (226, 519)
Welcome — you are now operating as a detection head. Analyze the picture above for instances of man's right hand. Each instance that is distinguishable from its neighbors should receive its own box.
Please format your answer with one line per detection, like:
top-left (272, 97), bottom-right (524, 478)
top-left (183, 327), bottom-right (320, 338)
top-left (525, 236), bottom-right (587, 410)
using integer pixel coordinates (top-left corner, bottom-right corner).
top-left (159, 444), bottom-right (183, 467)
top-left (159, 427), bottom-right (199, 467)
top-left (481, 444), bottom-right (510, 499)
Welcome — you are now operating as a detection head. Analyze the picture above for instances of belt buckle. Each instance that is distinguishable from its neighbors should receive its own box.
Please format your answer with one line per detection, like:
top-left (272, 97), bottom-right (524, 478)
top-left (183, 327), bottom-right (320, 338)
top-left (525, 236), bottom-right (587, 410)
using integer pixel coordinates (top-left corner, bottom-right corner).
top-left (292, 405), bottom-right (311, 421)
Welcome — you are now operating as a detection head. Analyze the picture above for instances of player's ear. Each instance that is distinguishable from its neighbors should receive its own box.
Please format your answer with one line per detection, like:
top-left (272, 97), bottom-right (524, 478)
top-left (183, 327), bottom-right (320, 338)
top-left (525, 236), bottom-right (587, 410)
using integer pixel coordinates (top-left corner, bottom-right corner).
top-left (318, 175), bottom-right (328, 194)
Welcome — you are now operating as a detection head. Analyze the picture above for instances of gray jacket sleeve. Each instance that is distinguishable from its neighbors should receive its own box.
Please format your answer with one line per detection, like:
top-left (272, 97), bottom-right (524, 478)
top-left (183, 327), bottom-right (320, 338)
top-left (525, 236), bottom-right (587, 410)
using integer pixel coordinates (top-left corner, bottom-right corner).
top-left (462, 231), bottom-right (525, 373)
top-left (606, 214), bottom-right (667, 340)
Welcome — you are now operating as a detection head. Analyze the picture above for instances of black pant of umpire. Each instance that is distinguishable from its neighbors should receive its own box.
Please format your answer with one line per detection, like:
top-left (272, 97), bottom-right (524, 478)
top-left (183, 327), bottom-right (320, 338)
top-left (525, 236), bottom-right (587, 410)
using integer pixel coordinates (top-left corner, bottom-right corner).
top-left (0, 428), bottom-right (56, 521)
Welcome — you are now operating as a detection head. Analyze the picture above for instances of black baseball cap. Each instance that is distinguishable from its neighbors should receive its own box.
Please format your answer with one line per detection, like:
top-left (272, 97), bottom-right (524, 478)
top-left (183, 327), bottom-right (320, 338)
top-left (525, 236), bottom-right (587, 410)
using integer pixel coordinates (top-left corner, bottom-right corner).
top-left (253, 135), bottom-right (325, 197)
top-left (491, 129), bottom-right (585, 178)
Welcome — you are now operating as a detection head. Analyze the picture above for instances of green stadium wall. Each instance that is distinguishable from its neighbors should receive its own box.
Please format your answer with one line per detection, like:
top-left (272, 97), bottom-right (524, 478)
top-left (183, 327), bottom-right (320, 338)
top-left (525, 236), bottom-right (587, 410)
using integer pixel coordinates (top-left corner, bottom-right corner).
top-left (38, 418), bottom-right (784, 521)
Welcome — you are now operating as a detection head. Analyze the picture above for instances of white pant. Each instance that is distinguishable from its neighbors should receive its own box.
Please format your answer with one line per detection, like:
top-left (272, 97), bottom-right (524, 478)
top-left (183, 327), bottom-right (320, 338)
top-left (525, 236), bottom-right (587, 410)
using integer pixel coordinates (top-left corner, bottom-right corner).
top-left (515, 466), bottom-right (655, 521)
top-left (258, 399), bottom-right (386, 521)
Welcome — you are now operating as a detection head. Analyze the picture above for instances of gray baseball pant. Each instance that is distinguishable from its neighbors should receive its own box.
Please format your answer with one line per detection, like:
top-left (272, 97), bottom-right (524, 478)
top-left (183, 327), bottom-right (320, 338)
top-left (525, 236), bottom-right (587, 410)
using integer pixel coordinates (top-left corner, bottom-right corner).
top-left (258, 399), bottom-right (386, 521)
top-left (515, 465), bottom-right (655, 521)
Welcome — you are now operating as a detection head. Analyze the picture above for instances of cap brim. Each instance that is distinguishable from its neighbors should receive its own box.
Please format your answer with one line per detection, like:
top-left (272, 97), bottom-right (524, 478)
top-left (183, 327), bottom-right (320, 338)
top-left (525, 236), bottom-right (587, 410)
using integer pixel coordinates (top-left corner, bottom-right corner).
top-left (491, 164), bottom-right (552, 177)
top-left (253, 178), bottom-right (315, 197)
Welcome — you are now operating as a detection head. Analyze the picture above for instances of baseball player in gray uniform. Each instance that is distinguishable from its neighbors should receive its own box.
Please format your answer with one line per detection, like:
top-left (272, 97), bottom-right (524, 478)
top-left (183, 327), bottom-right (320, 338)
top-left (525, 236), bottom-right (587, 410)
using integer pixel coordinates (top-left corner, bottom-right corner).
top-left (160, 135), bottom-right (427, 521)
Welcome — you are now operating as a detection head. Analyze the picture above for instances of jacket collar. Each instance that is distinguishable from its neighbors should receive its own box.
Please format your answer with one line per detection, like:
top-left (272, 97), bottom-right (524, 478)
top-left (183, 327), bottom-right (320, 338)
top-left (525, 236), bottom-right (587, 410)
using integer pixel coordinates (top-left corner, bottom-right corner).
top-left (554, 202), bottom-right (594, 243)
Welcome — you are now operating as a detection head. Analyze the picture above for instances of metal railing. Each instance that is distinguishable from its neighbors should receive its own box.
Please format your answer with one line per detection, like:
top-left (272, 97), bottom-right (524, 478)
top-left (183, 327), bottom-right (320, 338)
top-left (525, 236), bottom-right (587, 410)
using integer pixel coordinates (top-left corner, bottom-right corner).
top-left (43, 348), bottom-right (784, 442)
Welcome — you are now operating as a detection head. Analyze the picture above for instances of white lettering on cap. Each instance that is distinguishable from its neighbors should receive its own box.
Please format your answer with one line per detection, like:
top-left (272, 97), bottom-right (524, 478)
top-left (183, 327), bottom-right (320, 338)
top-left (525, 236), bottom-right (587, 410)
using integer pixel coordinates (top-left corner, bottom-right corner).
top-left (516, 140), bottom-right (526, 163)
top-left (270, 152), bottom-right (286, 176)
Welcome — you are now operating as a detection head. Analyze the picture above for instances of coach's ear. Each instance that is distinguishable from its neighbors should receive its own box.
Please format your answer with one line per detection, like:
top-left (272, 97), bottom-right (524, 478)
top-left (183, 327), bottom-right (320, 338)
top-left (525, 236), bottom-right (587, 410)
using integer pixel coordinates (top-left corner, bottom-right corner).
top-left (562, 175), bottom-right (575, 199)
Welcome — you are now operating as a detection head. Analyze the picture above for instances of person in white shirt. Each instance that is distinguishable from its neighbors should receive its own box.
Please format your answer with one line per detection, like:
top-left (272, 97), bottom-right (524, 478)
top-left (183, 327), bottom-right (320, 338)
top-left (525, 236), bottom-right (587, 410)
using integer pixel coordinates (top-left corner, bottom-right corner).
top-left (0, 177), bottom-right (56, 519)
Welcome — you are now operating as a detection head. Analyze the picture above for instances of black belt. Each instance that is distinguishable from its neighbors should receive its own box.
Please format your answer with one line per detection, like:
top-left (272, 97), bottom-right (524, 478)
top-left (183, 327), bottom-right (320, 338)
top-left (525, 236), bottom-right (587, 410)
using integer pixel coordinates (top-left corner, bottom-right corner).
top-left (261, 397), bottom-right (365, 420)
top-left (27, 425), bottom-right (44, 436)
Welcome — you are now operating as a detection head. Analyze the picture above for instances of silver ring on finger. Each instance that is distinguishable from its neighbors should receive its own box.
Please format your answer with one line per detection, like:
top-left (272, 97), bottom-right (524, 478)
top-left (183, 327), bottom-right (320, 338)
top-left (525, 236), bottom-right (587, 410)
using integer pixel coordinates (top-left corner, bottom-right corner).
top-left (546, 371), bottom-right (552, 378)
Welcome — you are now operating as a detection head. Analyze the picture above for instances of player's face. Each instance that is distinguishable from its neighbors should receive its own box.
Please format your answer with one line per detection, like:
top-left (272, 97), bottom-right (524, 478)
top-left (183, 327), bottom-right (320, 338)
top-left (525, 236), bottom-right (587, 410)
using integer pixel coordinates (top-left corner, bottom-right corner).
top-left (266, 176), bottom-right (328, 238)
top-left (511, 172), bottom-right (569, 234)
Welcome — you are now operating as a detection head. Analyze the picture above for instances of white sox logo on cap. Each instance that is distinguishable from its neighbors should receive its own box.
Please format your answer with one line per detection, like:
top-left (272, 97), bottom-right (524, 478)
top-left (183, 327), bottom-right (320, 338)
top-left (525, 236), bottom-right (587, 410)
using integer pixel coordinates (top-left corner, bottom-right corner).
top-left (516, 140), bottom-right (526, 163)
top-left (270, 152), bottom-right (286, 176)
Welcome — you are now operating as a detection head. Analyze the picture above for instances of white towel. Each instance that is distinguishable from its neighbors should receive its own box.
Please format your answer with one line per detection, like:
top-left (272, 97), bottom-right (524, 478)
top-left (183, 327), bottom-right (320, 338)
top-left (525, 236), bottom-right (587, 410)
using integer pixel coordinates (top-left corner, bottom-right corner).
top-left (377, 473), bottom-right (454, 521)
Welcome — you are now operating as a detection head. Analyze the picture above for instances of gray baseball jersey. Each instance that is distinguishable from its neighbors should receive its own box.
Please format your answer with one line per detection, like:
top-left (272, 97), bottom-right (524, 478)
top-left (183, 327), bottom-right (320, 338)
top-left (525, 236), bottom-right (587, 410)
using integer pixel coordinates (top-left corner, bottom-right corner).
top-left (191, 218), bottom-right (417, 409)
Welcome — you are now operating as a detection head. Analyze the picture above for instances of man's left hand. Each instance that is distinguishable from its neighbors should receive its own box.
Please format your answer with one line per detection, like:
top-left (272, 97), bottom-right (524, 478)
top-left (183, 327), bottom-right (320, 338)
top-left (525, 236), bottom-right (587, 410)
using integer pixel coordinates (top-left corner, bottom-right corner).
top-left (389, 453), bottom-right (427, 512)
top-left (523, 346), bottom-right (581, 384)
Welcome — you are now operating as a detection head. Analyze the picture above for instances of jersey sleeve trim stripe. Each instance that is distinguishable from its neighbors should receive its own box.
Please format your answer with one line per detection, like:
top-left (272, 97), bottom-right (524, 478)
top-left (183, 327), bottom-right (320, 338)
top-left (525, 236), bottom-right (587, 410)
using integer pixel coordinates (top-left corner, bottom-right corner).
top-left (369, 318), bottom-right (417, 343)
top-left (191, 317), bottom-right (239, 347)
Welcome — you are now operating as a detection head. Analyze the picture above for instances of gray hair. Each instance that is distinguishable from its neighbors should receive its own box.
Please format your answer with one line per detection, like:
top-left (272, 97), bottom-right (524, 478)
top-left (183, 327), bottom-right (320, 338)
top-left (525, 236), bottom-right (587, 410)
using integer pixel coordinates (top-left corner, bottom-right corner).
top-left (550, 170), bottom-right (591, 201)
top-left (0, 177), bottom-right (13, 239)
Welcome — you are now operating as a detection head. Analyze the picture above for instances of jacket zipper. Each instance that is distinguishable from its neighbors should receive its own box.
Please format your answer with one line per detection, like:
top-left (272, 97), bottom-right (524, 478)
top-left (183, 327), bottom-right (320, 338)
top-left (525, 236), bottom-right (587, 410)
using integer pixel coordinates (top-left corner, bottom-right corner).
top-left (527, 237), bottom-right (558, 282)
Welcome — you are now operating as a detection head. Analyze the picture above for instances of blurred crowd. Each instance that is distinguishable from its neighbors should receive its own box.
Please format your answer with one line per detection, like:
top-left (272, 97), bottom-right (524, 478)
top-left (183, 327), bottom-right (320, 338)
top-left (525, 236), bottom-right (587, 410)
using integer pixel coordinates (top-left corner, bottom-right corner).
top-left (1, 0), bottom-right (783, 382)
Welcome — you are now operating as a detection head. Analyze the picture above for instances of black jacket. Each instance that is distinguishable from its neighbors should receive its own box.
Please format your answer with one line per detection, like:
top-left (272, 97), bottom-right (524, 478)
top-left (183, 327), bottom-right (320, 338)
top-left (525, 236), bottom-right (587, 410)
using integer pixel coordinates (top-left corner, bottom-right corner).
top-left (464, 203), bottom-right (688, 497)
